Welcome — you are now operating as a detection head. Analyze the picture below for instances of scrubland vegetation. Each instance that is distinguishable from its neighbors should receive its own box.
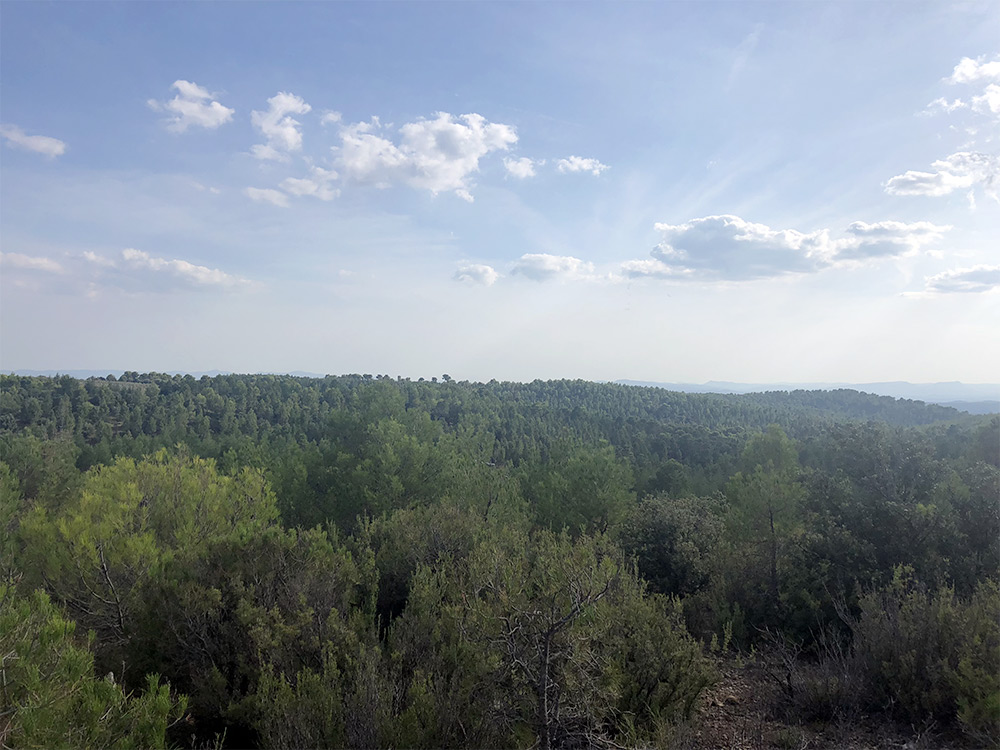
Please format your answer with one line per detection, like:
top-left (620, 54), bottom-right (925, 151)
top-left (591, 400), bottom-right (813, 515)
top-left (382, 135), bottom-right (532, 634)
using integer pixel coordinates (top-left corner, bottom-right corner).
top-left (1, 373), bottom-right (997, 748)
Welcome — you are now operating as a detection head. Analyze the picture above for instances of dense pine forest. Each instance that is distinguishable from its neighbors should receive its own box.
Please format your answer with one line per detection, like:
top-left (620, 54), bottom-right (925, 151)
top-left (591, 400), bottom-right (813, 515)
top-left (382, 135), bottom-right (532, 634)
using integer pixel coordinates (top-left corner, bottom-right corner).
top-left (1, 373), bottom-right (998, 749)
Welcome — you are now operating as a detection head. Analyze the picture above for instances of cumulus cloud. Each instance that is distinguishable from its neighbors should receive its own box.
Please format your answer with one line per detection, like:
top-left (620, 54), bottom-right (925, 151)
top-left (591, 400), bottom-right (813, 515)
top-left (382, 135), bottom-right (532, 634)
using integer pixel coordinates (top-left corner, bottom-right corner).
top-left (511, 253), bottom-right (596, 281)
top-left (556, 155), bottom-right (609, 176)
top-left (504, 156), bottom-right (538, 179)
top-left (938, 55), bottom-right (1000, 121)
top-left (454, 264), bottom-right (500, 286)
top-left (635, 215), bottom-right (835, 280)
top-left (81, 251), bottom-right (116, 267)
top-left (924, 264), bottom-right (1000, 294)
top-left (622, 215), bottom-right (950, 282)
top-left (903, 57), bottom-right (1000, 206)
top-left (281, 167), bottom-right (339, 200)
top-left (79, 249), bottom-right (251, 292)
top-left (250, 92), bottom-right (312, 160)
top-left (0, 124), bottom-right (66, 157)
top-left (320, 111), bottom-right (343, 126)
top-left (886, 152), bottom-right (998, 200)
top-left (836, 220), bottom-right (950, 260)
top-left (147, 80), bottom-right (234, 132)
top-left (947, 56), bottom-right (1000, 84)
top-left (923, 97), bottom-right (967, 115)
top-left (244, 187), bottom-right (290, 207)
top-left (335, 112), bottom-right (517, 201)
top-left (0, 252), bottom-right (63, 272)
top-left (972, 83), bottom-right (1000, 116)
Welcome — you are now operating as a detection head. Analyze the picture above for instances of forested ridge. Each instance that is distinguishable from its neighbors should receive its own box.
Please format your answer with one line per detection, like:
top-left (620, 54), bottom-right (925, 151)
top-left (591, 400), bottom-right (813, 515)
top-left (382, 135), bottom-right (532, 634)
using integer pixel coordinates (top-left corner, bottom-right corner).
top-left (1, 373), bottom-right (998, 749)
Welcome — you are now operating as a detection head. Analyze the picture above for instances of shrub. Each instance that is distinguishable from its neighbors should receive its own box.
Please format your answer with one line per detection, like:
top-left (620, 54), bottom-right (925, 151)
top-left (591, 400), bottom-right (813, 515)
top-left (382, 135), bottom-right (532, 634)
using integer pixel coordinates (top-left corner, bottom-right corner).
top-left (0, 585), bottom-right (185, 749)
top-left (785, 570), bottom-right (1000, 743)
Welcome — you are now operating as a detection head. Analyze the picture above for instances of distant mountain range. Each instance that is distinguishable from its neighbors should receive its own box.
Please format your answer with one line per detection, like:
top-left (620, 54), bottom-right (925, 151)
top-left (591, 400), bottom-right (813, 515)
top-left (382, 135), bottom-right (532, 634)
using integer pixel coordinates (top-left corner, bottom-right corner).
top-left (616, 380), bottom-right (1000, 414)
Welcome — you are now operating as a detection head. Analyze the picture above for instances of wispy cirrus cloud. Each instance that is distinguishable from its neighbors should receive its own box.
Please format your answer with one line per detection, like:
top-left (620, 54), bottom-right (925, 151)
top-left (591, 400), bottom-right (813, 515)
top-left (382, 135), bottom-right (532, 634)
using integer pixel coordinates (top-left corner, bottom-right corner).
top-left (335, 112), bottom-right (517, 201)
top-left (250, 92), bottom-right (311, 161)
top-left (83, 248), bottom-right (253, 292)
top-left (244, 187), bottom-right (290, 207)
top-left (2, 249), bottom-right (253, 296)
top-left (0, 124), bottom-right (66, 157)
top-left (0, 252), bottom-right (64, 272)
top-left (147, 80), bottom-right (234, 132)
top-left (727, 23), bottom-right (763, 89)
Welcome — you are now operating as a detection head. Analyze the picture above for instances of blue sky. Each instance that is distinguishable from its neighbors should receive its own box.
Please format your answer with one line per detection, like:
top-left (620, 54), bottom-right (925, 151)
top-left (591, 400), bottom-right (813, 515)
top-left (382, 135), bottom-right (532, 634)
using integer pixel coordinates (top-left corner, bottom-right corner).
top-left (1, 2), bottom-right (997, 382)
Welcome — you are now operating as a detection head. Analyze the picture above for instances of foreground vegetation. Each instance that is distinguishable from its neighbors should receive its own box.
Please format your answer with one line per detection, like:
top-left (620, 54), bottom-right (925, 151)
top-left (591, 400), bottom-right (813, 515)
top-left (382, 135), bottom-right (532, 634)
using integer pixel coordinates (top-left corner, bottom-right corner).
top-left (1, 373), bottom-right (997, 748)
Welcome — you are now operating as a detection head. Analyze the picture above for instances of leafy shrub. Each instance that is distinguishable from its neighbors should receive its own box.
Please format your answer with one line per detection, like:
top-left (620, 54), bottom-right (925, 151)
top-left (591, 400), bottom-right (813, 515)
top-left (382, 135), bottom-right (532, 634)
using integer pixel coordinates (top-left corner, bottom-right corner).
top-left (784, 571), bottom-right (1000, 743)
top-left (0, 585), bottom-right (185, 749)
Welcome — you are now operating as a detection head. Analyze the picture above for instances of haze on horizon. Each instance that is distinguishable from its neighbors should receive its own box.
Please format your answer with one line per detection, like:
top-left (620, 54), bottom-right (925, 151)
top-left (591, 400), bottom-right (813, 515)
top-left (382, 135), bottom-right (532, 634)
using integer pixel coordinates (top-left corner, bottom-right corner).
top-left (1, 2), bottom-right (998, 384)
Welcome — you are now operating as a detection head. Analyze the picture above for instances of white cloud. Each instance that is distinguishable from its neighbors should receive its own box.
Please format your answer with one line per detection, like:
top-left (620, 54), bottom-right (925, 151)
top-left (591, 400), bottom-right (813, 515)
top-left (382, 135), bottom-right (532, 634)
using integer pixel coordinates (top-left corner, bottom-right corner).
top-left (924, 97), bottom-right (968, 115)
top-left (75, 249), bottom-right (250, 293)
top-left (335, 112), bottom-right (518, 201)
top-left (885, 152), bottom-right (998, 200)
top-left (81, 251), bottom-right (116, 267)
top-left (281, 167), bottom-right (339, 200)
top-left (837, 220), bottom-right (949, 260)
top-left (619, 259), bottom-right (693, 280)
top-left (0, 124), bottom-right (66, 157)
top-left (639, 215), bottom-right (835, 280)
top-left (244, 187), bottom-right (290, 207)
top-left (504, 156), bottom-right (538, 179)
top-left (454, 264), bottom-right (500, 286)
top-left (556, 155), bottom-right (609, 176)
top-left (972, 83), bottom-right (1000, 116)
top-left (250, 92), bottom-right (312, 161)
top-left (191, 181), bottom-right (221, 194)
top-left (511, 253), bottom-right (596, 281)
top-left (924, 264), bottom-right (1000, 294)
top-left (947, 56), bottom-right (1000, 84)
top-left (320, 111), bottom-right (343, 126)
top-left (0, 252), bottom-right (63, 272)
top-left (622, 215), bottom-right (950, 282)
top-left (120, 248), bottom-right (247, 289)
top-left (147, 80), bottom-right (234, 133)
top-left (62, 250), bottom-right (252, 294)
top-left (727, 23), bottom-right (763, 89)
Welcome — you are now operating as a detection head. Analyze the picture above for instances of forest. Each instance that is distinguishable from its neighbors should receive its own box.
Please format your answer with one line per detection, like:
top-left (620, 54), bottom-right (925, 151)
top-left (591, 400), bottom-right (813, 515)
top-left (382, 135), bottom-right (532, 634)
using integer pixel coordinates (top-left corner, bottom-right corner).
top-left (1, 372), bottom-right (997, 749)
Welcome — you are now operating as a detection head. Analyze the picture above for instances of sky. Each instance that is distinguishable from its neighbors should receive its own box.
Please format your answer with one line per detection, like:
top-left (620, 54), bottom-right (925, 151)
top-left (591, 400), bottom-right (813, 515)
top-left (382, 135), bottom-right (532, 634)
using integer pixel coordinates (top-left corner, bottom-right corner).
top-left (1, 1), bottom-right (998, 384)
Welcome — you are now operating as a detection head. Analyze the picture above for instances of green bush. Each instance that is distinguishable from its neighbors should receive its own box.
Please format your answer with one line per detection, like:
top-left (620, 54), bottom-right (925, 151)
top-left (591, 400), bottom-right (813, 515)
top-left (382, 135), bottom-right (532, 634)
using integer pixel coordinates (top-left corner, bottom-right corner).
top-left (798, 571), bottom-right (1000, 742)
top-left (0, 585), bottom-right (185, 749)
top-left (852, 572), bottom-right (993, 726)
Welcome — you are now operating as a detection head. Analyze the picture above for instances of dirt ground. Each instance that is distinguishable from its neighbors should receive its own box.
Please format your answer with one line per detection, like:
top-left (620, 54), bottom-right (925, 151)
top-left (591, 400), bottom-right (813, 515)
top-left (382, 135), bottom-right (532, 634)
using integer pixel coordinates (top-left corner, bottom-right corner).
top-left (671, 656), bottom-right (982, 750)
